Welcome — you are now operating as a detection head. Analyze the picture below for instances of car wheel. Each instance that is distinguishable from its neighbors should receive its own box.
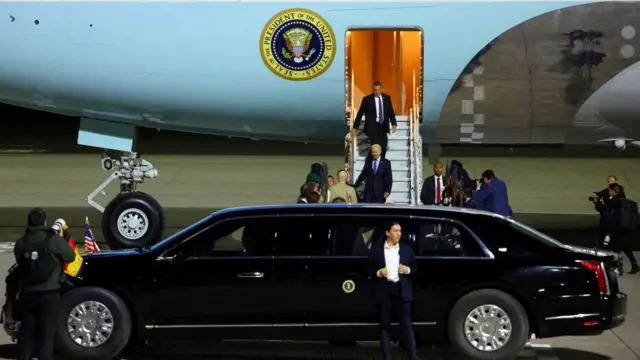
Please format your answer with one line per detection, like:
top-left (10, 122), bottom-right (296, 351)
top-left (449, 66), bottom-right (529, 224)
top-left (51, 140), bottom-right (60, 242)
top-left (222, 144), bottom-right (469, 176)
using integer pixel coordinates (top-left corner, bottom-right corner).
top-left (448, 289), bottom-right (528, 360)
top-left (56, 286), bottom-right (132, 360)
top-left (102, 191), bottom-right (164, 249)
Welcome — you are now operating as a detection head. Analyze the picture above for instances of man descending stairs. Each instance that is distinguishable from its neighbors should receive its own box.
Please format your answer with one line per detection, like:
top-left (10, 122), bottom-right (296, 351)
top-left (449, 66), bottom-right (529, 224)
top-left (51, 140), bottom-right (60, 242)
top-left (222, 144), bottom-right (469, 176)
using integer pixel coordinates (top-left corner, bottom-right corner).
top-left (351, 115), bottom-right (415, 204)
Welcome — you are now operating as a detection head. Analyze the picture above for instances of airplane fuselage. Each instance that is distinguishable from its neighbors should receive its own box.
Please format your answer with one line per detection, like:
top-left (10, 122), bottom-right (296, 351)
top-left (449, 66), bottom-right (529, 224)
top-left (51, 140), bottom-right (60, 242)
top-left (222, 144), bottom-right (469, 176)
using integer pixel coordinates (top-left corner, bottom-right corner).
top-left (3, 1), bottom-right (640, 145)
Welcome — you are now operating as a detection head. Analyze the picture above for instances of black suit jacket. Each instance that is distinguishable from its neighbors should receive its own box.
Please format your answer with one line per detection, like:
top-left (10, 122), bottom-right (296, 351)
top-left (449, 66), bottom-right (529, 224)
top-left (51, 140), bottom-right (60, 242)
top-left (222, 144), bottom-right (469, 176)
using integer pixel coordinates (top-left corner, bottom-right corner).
top-left (420, 175), bottom-right (444, 205)
top-left (368, 241), bottom-right (417, 303)
top-left (354, 158), bottom-right (393, 199)
top-left (353, 93), bottom-right (397, 135)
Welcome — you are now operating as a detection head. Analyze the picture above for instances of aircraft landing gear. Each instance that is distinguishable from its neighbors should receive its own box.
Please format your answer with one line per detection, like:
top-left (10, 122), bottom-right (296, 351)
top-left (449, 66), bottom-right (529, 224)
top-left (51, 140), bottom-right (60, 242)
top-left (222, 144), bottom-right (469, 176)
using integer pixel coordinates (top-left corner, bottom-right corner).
top-left (86, 152), bottom-right (164, 249)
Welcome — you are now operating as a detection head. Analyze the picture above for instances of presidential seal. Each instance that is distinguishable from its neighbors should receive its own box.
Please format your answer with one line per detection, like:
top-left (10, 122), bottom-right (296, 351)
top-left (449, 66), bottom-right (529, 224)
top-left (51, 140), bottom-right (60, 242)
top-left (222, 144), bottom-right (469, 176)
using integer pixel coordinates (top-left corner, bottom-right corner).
top-left (342, 280), bottom-right (356, 294)
top-left (260, 8), bottom-right (336, 81)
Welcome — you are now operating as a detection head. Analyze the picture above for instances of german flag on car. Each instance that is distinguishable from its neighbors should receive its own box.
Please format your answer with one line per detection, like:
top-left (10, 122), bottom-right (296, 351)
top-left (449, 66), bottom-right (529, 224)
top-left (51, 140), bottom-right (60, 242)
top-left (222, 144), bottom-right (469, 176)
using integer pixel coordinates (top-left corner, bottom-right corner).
top-left (63, 235), bottom-right (83, 277)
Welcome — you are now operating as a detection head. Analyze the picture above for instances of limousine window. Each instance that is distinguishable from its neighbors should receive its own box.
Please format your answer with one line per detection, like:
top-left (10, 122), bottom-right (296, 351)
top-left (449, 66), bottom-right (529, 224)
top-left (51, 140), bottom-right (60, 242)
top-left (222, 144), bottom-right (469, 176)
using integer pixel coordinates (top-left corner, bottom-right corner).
top-left (175, 216), bottom-right (334, 257)
top-left (331, 216), bottom-right (413, 256)
top-left (414, 220), bottom-right (484, 257)
top-left (463, 217), bottom-right (558, 256)
top-left (176, 217), bottom-right (277, 257)
top-left (275, 216), bottom-right (332, 256)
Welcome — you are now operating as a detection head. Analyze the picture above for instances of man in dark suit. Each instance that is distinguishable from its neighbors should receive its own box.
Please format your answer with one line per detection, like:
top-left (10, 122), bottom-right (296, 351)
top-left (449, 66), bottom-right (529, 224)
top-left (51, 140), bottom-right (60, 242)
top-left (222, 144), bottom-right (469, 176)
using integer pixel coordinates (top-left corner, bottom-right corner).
top-left (351, 81), bottom-right (397, 157)
top-left (420, 162), bottom-right (445, 205)
top-left (473, 169), bottom-right (513, 217)
top-left (354, 144), bottom-right (393, 203)
top-left (368, 222), bottom-right (419, 360)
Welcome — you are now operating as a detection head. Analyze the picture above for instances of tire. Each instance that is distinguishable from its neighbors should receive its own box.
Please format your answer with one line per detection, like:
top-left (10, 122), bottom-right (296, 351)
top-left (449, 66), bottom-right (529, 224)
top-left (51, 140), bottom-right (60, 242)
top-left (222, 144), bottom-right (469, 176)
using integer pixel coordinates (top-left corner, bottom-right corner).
top-left (56, 286), bottom-right (132, 360)
top-left (102, 191), bottom-right (164, 249)
top-left (447, 289), bottom-right (529, 360)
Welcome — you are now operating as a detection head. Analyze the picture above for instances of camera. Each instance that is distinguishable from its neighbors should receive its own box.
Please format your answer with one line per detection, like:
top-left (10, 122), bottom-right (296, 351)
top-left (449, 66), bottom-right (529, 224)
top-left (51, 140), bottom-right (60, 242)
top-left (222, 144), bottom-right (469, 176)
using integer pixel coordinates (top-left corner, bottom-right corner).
top-left (588, 192), bottom-right (601, 202)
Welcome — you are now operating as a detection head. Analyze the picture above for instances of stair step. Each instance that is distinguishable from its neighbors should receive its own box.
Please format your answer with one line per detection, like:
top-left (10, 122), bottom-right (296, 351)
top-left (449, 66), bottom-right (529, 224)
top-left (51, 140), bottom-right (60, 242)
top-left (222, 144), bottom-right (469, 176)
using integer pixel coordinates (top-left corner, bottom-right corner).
top-left (391, 182), bottom-right (411, 192)
top-left (388, 191), bottom-right (411, 203)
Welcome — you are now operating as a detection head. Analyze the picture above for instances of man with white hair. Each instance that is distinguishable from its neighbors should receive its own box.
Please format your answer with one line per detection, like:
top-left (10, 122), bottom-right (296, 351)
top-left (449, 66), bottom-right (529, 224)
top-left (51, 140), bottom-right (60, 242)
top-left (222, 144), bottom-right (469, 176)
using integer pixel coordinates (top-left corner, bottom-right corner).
top-left (330, 169), bottom-right (358, 204)
top-left (354, 144), bottom-right (393, 203)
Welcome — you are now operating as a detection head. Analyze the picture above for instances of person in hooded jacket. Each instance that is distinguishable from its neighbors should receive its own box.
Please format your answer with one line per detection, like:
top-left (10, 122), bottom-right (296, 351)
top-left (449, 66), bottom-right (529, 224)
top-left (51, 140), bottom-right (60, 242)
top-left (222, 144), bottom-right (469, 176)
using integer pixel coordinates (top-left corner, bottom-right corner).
top-left (13, 208), bottom-right (76, 360)
top-left (595, 184), bottom-right (640, 274)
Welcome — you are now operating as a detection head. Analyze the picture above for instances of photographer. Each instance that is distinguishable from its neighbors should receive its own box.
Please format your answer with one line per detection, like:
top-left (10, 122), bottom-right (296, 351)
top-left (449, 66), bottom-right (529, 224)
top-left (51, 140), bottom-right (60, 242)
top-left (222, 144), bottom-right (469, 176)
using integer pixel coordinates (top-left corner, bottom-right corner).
top-left (594, 184), bottom-right (640, 275)
top-left (13, 208), bottom-right (76, 360)
top-left (591, 175), bottom-right (626, 247)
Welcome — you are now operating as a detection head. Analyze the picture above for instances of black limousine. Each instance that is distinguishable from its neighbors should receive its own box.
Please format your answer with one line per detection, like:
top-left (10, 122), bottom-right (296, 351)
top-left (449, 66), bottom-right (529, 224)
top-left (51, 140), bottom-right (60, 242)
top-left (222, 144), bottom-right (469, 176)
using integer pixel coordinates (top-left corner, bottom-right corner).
top-left (1, 204), bottom-right (628, 360)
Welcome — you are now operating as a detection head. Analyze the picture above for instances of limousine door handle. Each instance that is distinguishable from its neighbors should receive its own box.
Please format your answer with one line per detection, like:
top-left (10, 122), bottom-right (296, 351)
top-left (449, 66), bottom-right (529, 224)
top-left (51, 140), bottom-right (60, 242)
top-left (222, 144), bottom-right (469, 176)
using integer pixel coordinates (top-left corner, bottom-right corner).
top-left (237, 272), bottom-right (264, 279)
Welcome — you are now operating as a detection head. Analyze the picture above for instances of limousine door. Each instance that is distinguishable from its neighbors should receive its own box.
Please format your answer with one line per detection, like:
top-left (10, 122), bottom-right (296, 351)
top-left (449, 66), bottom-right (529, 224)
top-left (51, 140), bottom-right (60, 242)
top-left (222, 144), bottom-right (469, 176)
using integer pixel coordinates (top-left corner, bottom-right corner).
top-left (150, 216), bottom-right (307, 341)
top-left (302, 216), bottom-right (384, 340)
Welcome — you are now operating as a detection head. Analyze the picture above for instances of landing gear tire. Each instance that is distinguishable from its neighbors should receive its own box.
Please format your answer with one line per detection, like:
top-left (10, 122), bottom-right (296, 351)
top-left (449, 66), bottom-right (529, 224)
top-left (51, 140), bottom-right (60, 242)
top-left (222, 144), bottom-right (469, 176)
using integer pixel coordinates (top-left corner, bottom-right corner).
top-left (102, 192), bottom-right (164, 249)
top-left (447, 289), bottom-right (528, 360)
top-left (56, 286), bottom-right (132, 360)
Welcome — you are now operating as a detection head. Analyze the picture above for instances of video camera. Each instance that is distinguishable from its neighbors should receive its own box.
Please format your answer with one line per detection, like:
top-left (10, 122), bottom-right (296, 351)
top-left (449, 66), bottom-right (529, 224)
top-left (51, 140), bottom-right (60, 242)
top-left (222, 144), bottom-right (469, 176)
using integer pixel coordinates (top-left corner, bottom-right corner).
top-left (588, 192), bottom-right (602, 203)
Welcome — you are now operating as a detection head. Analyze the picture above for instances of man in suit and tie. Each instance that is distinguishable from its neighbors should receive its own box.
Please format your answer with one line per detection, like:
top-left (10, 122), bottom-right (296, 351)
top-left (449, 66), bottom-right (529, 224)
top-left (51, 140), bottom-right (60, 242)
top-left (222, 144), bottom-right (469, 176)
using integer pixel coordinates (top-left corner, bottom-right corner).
top-left (420, 162), bottom-right (445, 205)
top-left (368, 222), bottom-right (419, 360)
top-left (351, 81), bottom-right (398, 157)
top-left (473, 169), bottom-right (513, 217)
top-left (354, 144), bottom-right (393, 203)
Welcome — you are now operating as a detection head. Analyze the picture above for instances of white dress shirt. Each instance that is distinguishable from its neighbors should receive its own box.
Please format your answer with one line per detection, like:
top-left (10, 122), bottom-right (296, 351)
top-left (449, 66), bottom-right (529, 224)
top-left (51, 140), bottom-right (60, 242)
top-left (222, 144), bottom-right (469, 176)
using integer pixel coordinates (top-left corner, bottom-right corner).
top-left (434, 176), bottom-right (443, 203)
top-left (375, 95), bottom-right (384, 123)
top-left (377, 241), bottom-right (410, 282)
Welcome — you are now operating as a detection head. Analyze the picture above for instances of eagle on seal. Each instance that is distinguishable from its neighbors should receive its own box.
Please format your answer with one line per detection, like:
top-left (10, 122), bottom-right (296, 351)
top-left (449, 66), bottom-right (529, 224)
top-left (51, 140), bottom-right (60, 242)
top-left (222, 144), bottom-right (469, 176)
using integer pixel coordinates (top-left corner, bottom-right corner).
top-left (283, 28), bottom-right (314, 64)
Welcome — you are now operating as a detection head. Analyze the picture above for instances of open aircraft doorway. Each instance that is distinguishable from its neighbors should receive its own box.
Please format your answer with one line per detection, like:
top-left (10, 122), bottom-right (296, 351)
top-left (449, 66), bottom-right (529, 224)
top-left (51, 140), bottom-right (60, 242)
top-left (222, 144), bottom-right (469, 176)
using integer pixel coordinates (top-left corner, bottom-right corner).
top-left (345, 28), bottom-right (424, 124)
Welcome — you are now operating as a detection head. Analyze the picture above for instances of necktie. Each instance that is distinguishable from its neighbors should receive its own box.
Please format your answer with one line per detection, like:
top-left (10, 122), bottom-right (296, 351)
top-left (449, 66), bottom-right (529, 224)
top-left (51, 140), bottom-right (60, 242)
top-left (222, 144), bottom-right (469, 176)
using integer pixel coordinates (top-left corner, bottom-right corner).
top-left (377, 97), bottom-right (383, 124)
top-left (436, 177), bottom-right (441, 204)
top-left (373, 160), bottom-right (378, 174)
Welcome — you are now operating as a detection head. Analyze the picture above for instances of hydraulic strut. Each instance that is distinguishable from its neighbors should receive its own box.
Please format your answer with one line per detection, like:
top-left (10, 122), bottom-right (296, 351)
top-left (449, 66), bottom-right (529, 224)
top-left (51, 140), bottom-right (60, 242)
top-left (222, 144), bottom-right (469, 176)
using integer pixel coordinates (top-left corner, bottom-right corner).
top-left (85, 152), bottom-right (159, 213)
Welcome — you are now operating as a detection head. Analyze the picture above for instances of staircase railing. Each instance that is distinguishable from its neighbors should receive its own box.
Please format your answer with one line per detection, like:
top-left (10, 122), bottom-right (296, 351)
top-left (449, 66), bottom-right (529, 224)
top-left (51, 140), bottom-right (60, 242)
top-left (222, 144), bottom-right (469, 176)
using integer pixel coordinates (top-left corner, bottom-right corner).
top-left (411, 69), bottom-right (423, 205)
top-left (409, 108), bottom-right (416, 205)
top-left (347, 69), bottom-right (357, 182)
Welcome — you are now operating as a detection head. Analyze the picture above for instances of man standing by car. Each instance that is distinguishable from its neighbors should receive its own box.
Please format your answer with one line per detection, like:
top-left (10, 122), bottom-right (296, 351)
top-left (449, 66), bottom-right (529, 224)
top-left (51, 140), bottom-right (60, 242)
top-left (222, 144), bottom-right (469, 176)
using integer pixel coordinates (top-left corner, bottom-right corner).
top-left (420, 162), bottom-right (445, 205)
top-left (13, 208), bottom-right (76, 360)
top-left (368, 222), bottom-right (419, 360)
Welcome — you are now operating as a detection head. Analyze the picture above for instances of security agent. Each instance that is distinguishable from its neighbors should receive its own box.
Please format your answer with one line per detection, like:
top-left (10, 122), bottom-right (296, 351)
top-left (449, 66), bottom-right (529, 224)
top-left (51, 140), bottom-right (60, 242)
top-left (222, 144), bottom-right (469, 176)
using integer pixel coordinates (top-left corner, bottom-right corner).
top-left (13, 208), bottom-right (76, 360)
top-left (595, 184), bottom-right (640, 275)
top-left (368, 222), bottom-right (419, 360)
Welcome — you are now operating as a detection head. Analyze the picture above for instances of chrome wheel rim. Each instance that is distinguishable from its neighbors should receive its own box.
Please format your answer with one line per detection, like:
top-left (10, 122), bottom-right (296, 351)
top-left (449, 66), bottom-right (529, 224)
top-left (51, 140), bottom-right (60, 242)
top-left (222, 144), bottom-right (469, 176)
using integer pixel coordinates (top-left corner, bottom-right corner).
top-left (67, 301), bottom-right (114, 348)
top-left (464, 304), bottom-right (512, 352)
top-left (117, 208), bottom-right (149, 240)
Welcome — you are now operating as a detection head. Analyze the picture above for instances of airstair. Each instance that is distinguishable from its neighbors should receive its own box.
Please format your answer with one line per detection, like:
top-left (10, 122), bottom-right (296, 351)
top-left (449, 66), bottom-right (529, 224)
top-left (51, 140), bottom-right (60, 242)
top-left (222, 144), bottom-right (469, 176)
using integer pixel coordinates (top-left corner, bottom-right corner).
top-left (347, 95), bottom-right (423, 205)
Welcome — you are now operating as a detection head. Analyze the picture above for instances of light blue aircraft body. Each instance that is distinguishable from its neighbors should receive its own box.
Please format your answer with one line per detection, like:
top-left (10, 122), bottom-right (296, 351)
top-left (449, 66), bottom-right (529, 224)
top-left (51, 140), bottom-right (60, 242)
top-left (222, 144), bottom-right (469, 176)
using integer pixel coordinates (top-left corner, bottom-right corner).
top-left (8, 0), bottom-right (634, 148)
